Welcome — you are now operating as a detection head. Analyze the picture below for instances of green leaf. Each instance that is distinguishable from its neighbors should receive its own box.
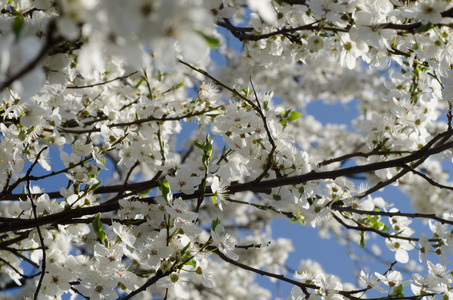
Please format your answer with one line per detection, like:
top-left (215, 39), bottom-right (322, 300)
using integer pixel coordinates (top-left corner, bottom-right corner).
top-left (134, 78), bottom-right (144, 89)
top-left (197, 31), bottom-right (221, 49)
top-left (92, 213), bottom-right (107, 243)
top-left (88, 179), bottom-right (102, 192)
top-left (138, 188), bottom-right (153, 196)
top-left (211, 218), bottom-right (221, 231)
top-left (180, 242), bottom-right (191, 255)
top-left (416, 22), bottom-right (433, 33)
top-left (163, 80), bottom-right (184, 94)
top-left (371, 221), bottom-right (383, 230)
top-left (287, 111), bottom-right (302, 121)
top-left (391, 284), bottom-right (404, 297)
top-left (185, 260), bottom-right (197, 268)
top-left (212, 195), bottom-right (217, 204)
top-left (158, 179), bottom-right (170, 200)
top-left (204, 135), bottom-right (212, 153)
top-left (194, 141), bottom-right (204, 150)
top-left (99, 231), bottom-right (106, 244)
top-left (12, 16), bottom-right (25, 38)
top-left (205, 113), bottom-right (221, 118)
top-left (92, 213), bottom-right (102, 232)
top-left (204, 142), bottom-right (212, 153)
top-left (360, 231), bottom-right (366, 248)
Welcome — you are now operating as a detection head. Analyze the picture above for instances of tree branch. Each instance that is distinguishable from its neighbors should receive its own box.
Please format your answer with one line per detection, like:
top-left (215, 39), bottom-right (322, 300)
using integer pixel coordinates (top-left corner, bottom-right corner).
top-left (0, 20), bottom-right (61, 92)
top-left (66, 71), bottom-right (138, 89)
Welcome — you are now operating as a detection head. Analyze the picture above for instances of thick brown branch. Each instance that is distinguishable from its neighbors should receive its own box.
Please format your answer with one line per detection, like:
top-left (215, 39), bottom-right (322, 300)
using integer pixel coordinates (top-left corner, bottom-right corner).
top-left (227, 133), bottom-right (453, 195)
top-left (218, 5), bottom-right (453, 43)
top-left (2, 131), bottom-right (452, 233)
top-left (1, 174), bottom-right (163, 201)
top-left (317, 149), bottom-right (411, 167)
top-left (217, 20), bottom-right (318, 41)
top-left (280, 0), bottom-right (307, 5)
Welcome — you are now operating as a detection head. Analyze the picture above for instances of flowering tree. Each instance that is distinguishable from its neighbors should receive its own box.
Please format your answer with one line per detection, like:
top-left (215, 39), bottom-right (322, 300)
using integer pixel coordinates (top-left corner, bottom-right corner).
top-left (2, 0), bottom-right (453, 299)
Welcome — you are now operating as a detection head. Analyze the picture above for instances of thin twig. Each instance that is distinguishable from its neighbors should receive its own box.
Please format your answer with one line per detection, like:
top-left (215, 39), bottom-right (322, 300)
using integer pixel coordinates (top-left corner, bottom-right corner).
top-left (331, 213), bottom-right (427, 242)
top-left (28, 180), bottom-right (46, 300)
top-left (54, 107), bottom-right (220, 134)
top-left (66, 71), bottom-right (138, 89)
top-left (0, 21), bottom-right (61, 92)
top-left (333, 207), bottom-right (453, 226)
top-left (404, 164), bottom-right (453, 191)
top-left (250, 78), bottom-right (281, 182)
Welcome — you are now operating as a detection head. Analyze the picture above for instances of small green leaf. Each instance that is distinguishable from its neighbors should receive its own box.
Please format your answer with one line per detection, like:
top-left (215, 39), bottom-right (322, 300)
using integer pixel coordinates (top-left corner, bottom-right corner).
top-left (12, 16), bottom-right (25, 38)
top-left (163, 80), bottom-right (184, 94)
top-left (205, 113), bottom-right (221, 118)
top-left (176, 80), bottom-right (184, 88)
top-left (89, 179), bottom-right (102, 192)
top-left (360, 231), bottom-right (366, 248)
top-left (287, 111), bottom-right (302, 121)
top-left (371, 221), bottom-right (383, 230)
top-left (194, 141), bottom-right (204, 150)
top-left (211, 218), bottom-right (221, 231)
top-left (92, 213), bottom-right (102, 232)
top-left (158, 179), bottom-right (171, 200)
top-left (197, 31), bottom-right (221, 49)
top-left (92, 213), bottom-right (107, 244)
top-left (134, 78), bottom-right (144, 89)
top-left (203, 135), bottom-right (212, 153)
top-left (212, 195), bottom-right (217, 204)
top-left (98, 231), bottom-right (106, 243)
top-left (139, 188), bottom-right (152, 196)
top-left (180, 242), bottom-right (191, 255)
top-left (186, 260), bottom-right (197, 268)
top-left (416, 22), bottom-right (433, 33)
top-left (391, 284), bottom-right (404, 297)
